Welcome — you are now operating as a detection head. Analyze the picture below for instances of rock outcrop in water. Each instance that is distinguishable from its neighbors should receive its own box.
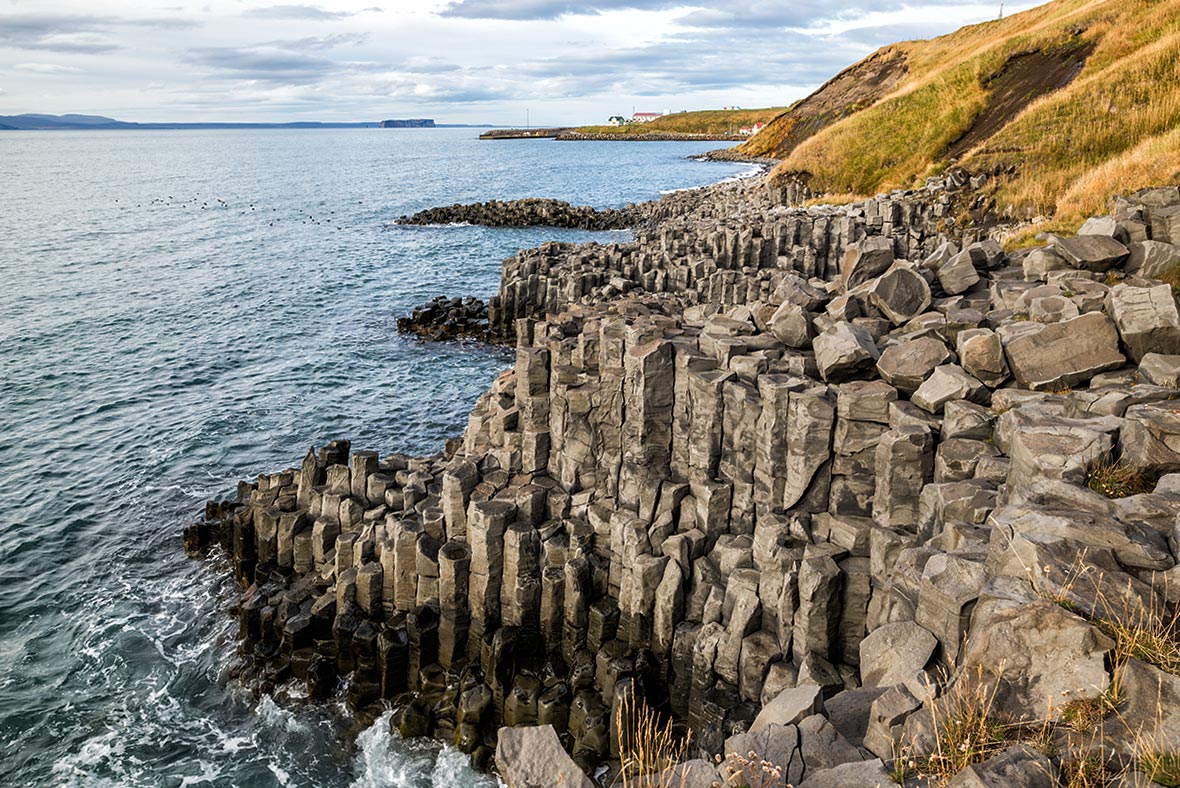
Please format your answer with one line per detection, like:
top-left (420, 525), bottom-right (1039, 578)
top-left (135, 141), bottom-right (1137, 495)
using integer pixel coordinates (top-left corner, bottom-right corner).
top-left (188, 178), bottom-right (1180, 787)
top-left (396, 296), bottom-right (495, 344)
top-left (396, 198), bottom-right (647, 231)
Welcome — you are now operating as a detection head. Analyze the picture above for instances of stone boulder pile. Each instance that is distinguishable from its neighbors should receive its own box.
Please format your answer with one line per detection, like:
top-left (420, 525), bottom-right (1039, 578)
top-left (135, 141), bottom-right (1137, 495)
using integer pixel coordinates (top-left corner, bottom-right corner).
top-left (188, 180), bottom-right (1180, 787)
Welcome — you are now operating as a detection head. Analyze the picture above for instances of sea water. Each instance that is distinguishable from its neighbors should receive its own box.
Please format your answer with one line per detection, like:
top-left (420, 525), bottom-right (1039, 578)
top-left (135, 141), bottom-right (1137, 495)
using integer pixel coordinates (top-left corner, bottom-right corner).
top-left (0, 128), bottom-right (751, 787)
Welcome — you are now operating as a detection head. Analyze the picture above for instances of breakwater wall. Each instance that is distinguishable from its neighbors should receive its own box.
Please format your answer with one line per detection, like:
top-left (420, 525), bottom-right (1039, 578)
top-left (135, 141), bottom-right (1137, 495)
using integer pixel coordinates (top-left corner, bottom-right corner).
top-left (480, 128), bottom-right (574, 140)
top-left (188, 181), bottom-right (1180, 786)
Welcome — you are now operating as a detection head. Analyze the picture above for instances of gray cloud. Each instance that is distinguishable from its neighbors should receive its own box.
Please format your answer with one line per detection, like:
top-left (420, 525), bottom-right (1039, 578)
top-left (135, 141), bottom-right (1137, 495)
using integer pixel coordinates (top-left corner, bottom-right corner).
top-left (513, 26), bottom-right (869, 96)
top-left (675, 1), bottom-right (985, 29)
top-left (442, 0), bottom-right (1001, 27)
top-left (0, 0), bottom-right (1041, 123)
top-left (184, 31), bottom-right (372, 84)
top-left (440, 0), bottom-right (678, 19)
top-left (261, 33), bottom-right (369, 51)
top-left (0, 14), bottom-right (115, 52)
top-left (398, 57), bottom-right (463, 75)
top-left (13, 62), bottom-right (85, 74)
top-left (242, 5), bottom-right (357, 20)
top-left (0, 12), bottom-right (196, 53)
top-left (187, 46), bottom-right (338, 82)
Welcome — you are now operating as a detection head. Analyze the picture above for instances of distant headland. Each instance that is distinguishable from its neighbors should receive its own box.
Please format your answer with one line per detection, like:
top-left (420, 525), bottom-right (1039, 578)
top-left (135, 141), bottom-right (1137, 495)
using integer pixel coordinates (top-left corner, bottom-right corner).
top-left (380, 119), bottom-right (435, 128)
top-left (0, 113), bottom-right (492, 131)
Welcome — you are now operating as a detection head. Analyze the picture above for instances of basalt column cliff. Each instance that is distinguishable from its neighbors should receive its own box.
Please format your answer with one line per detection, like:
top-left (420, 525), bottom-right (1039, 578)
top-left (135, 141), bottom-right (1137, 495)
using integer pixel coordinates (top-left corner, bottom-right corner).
top-left (188, 175), bottom-right (1180, 787)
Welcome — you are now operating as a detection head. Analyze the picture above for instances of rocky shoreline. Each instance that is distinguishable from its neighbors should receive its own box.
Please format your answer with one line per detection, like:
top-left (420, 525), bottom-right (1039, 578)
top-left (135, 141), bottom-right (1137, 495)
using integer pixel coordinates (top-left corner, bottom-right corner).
top-left (188, 174), bottom-right (1180, 788)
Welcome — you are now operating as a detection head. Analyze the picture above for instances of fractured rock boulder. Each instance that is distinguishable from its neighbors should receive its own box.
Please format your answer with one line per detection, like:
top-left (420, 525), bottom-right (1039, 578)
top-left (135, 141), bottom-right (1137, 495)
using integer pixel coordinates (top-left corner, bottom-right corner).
top-left (815, 323), bottom-right (881, 383)
top-left (1003, 312), bottom-right (1124, 391)
top-left (868, 264), bottom-right (932, 326)
top-left (1106, 283), bottom-right (1180, 363)
top-left (841, 237), bottom-right (895, 290)
top-left (876, 336), bottom-right (951, 395)
top-left (1053, 234), bottom-right (1130, 272)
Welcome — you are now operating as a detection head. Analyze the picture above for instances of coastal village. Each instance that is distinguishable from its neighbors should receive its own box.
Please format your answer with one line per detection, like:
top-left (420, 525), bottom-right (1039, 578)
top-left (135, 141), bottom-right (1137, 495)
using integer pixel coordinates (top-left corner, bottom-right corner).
top-left (606, 110), bottom-right (767, 137)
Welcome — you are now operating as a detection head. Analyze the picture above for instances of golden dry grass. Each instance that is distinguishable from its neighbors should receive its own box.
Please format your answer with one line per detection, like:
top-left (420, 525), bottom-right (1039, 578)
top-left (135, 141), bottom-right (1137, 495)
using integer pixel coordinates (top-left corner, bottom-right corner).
top-left (917, 669), bottom-right (1012, 784)
top-left (1154, 263), bottom-right (1180, 299)
top-left (1086, 454), bottom-right (1154, 498)
top-left (1141, 751), bottom-right (1180, 787)
top-left (613, 691), bottom-right (691, 788)
top-left (757, 0), bottom-right (1180, 229)
top-left (1055, 126), bottom-right (1180, 222)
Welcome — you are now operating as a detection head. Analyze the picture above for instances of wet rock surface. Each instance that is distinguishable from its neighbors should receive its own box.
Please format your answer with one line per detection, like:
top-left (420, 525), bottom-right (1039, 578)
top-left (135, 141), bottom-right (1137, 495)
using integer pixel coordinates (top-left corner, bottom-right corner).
top-left (188, 177), bottom-right (1180, 787)
top-left (396, 296), bottom-right (497, 343)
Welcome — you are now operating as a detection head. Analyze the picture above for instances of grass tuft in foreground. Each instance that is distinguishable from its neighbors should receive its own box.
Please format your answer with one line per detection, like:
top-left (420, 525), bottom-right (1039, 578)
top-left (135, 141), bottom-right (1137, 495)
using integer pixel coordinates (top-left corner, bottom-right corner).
top-left (1086, 454), bottom-right (1153, 499)
top-left (614, 691), bottom-right (692, 788)
top-left (1141, 751), bottom-right (1180, 787)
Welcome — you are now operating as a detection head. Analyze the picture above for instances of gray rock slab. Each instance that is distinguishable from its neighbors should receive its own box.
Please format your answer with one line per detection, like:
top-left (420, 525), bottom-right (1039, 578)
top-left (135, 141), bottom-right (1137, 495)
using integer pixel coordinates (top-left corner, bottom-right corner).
top-left (815, 322), bottom-right (881, 382)
top-left (842, 237), bottom-right (895, 290)
top-left (876, 336), bottom-right (951, 395)
top-left (1139, 353), bottom-right (1180, 387)
top-left (945, 744), bottom-right (1054, 788)
top-left (751, 684), bottom-right (826, 733)
top-left (797, 758), bottom-right (899, 788)
top-left (1003, 312), bottom-right (1124, 390)
top-left (859, 622), bottom-right (939, 688)
top-left (1106, 283), bottom-right (1180, 363)
top-left (495, 724), bottom-right (593, 788)
top-left (1054, 234), bottom-right (1131, 272)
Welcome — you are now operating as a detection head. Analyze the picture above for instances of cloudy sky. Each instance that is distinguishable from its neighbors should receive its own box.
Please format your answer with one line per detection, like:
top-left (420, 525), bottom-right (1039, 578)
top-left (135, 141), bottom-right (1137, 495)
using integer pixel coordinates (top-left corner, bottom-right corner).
top-left (0, 0), bottom-right (1033, 125)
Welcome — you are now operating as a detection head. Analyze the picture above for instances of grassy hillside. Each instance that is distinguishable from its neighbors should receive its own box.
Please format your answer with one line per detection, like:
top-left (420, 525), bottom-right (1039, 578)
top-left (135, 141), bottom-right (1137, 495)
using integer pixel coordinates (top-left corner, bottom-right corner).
top-left (749, 0), bottom-right (1180, 231)
top-left (576, 107), bottom-right (790, 137)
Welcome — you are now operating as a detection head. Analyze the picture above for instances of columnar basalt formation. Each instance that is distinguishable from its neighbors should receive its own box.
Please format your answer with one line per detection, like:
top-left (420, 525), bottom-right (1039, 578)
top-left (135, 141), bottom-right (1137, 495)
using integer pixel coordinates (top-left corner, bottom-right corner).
top-left (188, 179), bottom-right (1180, 787)
top-left (486, 175), bottom-right (973, 343)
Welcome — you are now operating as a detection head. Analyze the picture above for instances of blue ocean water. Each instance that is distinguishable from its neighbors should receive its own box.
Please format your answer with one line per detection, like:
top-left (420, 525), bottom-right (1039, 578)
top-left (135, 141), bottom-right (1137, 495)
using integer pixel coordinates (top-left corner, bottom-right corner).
top-left (0, 128), bottom-right (751, 787)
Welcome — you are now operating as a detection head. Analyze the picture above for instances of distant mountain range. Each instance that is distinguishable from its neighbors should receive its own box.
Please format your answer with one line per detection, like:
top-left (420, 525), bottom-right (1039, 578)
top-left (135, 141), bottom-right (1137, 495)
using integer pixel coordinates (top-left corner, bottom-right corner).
top-left (0, 113), bottom-right (493, 130)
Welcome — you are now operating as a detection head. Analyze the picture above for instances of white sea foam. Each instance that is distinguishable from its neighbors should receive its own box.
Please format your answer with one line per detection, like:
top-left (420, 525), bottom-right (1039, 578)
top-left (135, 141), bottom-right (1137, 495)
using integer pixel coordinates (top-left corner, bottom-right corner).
top-left (176, 761), bottom-right (223, 786)
top-left (256, 695), bottom-right (309, 733)
top-left (51, 729), bottom-right (130, 786)
top-left (350, 712), bottom-right (501, 788)
top-left (268, 762), bottom-right (295, 786)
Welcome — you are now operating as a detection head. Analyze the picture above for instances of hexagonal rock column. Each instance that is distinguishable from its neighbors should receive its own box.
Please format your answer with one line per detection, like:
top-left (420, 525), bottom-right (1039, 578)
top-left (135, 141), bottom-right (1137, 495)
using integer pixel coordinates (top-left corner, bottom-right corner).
top-left (872, 425), bottom-right (934, 530)
top-left (619, 339), bottom-right (675, 511)
top-left (783, 385), bottom-right (836, 512)
top-left (468, 500), bottom-right (515, 653)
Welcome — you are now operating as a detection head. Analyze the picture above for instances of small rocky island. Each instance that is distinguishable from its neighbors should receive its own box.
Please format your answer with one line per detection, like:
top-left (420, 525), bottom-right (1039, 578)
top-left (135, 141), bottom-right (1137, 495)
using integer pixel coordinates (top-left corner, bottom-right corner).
top-left (187, 167), bottom-right (1180, 787)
